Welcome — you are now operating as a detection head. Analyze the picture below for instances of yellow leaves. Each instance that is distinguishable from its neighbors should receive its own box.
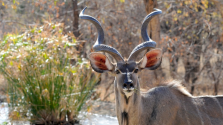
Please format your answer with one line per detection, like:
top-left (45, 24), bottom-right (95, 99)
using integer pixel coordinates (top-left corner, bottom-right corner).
top-left (204, 3), bottom-right (208, 9)
top-left (195, 8), bottom-right (198, 12)
top-left (177, 9), bottom-right (182, 14)
top-left (164, 2), bottom-right (170, 9)
top-left (10, 0), bottom-right (20, 9)
top-left (10, 111), bottom-right (21, 120)
top-left (54, 0), bottom-right (58, 5)
top-left (41, 89), bottom-right (50, 99)
top-left (11, 4), bottom-right (17, 10)
top-left (120, 0), bottom-right (125, 3)
top-left (174, 17), bottom-right (178, 21)
top-left (42, 52), bottom-right (48, 59)
top-left (187, 35), bottom-right (191, 39)
top-left (102, 18), bottom-right (105, 24)
top-left (184, 12), bottom-right (189, 17)
top-left (87, 106), bottom-right (92, 112)
top-left (58, 72), bottom-right (63, 76)
top-left (10, 61), bottom-right (13, 66)
top-left (2, 2), bottom-right (4, 6)
top-left (212, 12), bottom-right (218, 18)
top-left (6, 94), bottom-right (10, 103)
top-left (184, 1), bottom-right (189, 5)
top-left (201, 0), bottom-right (208, 9)
top-left (195, 19), bottom-right (198, 24)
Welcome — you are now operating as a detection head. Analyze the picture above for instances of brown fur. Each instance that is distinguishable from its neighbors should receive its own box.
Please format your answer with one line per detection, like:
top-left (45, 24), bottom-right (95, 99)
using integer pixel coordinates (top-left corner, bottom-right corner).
top-left (115, 80), bottom-right (223, 125)
top-left (89, 52), bottom-right (223, 125)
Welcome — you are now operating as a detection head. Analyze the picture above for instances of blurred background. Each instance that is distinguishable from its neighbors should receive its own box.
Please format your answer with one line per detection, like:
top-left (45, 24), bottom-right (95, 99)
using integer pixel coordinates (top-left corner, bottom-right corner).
top-left (0, 0), bottom-right (222, 124)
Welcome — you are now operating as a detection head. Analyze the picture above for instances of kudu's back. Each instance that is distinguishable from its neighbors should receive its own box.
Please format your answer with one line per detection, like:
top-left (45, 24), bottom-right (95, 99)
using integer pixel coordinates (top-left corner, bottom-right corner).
top-left (181, 95), bottom-right (223, 125)
top-left (140, 83), bottom-right (223, 125)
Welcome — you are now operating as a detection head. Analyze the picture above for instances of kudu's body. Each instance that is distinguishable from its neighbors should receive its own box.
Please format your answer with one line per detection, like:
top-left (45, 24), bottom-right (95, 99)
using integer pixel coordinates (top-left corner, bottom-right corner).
top-left (115, 80), bottom-right (223, 125)
top-left (80, 7), bottom-right (223, 125)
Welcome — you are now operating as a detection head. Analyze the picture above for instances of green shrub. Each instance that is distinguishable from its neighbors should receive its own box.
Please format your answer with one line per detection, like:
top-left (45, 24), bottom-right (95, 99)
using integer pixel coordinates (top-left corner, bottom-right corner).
top-left (0, 22), bottom-right (98, 124)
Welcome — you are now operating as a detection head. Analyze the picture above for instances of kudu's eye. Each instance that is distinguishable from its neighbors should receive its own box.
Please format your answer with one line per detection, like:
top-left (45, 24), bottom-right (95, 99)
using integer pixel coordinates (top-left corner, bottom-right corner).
top-left (134, 69), bottom-right (139, 73)
top-left (115, 70), bottom-right (120, 74)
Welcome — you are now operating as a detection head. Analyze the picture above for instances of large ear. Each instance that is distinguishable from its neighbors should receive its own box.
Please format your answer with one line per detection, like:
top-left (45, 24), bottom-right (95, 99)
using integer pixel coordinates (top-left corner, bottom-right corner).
top-left (89, 52), bottom-right (114, 73)
top-left (139, 48), bottom-right (162, 70)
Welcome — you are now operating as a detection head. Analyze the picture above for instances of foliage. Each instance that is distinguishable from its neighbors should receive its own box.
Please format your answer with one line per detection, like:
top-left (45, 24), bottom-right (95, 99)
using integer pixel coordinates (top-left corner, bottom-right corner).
top-left (0, 22), bottom-right (98, 123)
top-left (0, 0), bottom-right (68, 36)
top-left (160, 0), bottom-right (223, 94)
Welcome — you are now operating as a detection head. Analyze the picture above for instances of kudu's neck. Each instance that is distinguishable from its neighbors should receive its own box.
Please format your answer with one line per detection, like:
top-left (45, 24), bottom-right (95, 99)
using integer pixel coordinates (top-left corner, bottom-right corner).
top-left (114, 79), bottom-right (142, 125)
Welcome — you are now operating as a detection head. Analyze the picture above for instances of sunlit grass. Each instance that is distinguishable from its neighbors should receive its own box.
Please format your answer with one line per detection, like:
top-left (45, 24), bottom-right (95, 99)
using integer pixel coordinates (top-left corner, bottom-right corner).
top-left (0, 22), bottom-right (98, 124)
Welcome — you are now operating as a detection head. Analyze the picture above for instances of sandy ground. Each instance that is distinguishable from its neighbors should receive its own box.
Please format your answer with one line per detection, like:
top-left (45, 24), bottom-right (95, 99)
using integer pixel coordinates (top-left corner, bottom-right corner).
top-left (87, 100), bottom-right (116, 117)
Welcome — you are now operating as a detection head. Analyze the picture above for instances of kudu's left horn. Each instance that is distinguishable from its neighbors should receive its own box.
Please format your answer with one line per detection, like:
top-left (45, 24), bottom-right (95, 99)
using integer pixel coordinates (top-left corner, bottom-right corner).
top-left (79, 7), bottom-right (124, 62)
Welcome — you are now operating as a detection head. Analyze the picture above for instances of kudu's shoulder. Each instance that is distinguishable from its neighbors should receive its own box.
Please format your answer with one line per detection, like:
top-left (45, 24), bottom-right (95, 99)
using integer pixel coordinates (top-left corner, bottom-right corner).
top-left (142, 80), bottom-right (192, 98)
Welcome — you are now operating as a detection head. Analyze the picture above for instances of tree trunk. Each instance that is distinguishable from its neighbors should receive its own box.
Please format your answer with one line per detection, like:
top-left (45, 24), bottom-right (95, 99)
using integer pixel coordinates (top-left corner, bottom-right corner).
top-left (143, 0), bottom-right (160, 42)
top-left (72, 0), bottom-right (80, 38)
top-left (140, 0), bottom-right (161, 88)
top-left (1, 13), bottom-right (4, 39)
top-left (214, 80), bottom-right (219, 95)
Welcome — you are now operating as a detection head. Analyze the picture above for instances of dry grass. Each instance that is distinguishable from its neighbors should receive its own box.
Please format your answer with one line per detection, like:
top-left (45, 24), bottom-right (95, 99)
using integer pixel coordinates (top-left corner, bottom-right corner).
top-left (0, 22), bottom-right (99, 124)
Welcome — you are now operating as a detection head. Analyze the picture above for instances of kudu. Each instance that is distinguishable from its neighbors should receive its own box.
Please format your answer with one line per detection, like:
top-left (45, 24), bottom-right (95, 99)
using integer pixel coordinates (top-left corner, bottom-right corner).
top-left (80, 7), bottom-right (223, 125)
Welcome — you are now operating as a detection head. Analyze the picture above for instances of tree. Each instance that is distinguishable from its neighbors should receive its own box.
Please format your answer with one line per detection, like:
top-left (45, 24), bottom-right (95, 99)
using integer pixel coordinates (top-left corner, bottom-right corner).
top-left (143, 0), bottom-right (160, 42)
top-left (72, 0), bottom-right (80, 38)
top-left (140, 0), bottom-right (162, 88)
top-left (160, 0), bottom-right (223, 95)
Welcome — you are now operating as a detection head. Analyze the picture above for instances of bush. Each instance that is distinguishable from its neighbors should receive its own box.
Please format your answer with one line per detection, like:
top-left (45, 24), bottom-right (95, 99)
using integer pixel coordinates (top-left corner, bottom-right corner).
top-left (0, 22), bottom-right (98, 124)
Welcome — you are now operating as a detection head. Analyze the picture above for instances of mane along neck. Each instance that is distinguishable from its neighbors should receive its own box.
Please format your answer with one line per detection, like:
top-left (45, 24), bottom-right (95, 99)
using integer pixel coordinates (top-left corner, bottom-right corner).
top-left (160, 80), bottom-right (192, 97)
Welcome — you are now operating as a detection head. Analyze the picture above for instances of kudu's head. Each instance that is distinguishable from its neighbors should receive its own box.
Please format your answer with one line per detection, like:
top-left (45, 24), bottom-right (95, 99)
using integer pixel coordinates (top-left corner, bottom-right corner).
top-left (80, 7), bottom-right (162, 98)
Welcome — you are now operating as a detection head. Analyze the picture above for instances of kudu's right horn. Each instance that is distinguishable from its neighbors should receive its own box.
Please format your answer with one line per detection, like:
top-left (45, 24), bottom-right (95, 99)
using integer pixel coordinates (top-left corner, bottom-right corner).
top-left (79, 7), bottom-right (124, 62)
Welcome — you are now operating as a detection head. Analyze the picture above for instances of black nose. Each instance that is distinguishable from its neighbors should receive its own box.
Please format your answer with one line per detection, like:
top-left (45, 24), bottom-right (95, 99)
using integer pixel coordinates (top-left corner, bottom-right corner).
top-left (123, 82), bottom-right (134, 89)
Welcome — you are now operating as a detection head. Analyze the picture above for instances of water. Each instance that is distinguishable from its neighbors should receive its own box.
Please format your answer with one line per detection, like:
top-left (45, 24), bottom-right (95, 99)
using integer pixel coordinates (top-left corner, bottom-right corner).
top-left (79, 112), bottom-right (118, 125)
top-left (0, 103), bottom-right (9, 124)
top-left (0, 103), bottom-right (118, 125)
